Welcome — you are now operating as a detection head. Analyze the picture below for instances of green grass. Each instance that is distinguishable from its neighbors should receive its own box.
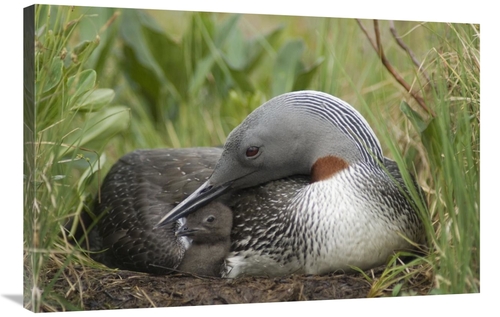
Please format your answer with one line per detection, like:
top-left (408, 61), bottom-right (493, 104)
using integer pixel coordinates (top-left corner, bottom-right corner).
top-left (25, 5), bottom-right (480, 311)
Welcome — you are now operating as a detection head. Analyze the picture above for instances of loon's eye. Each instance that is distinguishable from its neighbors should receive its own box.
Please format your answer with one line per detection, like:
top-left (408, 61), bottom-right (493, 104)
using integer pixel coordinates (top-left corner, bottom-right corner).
top-left (246, 146), bottom-right (260, 158)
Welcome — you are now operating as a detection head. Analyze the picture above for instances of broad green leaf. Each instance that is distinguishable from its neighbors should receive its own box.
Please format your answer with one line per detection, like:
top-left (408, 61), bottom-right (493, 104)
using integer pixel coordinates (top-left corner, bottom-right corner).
top-left (222, 23), bottom-right (284, 72)
top-left (71, 88), bottom-right (115, 112)
top-left (400, 101), bottom-right (442, 169)
top-left (43, 57), bottom-right (64, 93)
top-left (392, 283), bottom-right (403, 296)
top-left (140, 22), bottom-right (187, 99)
top-left (185, 13), bottom-right (211, 65)
top-left (120, 10), bottom-right (167, 84)
top-left (77, 7), bottom-right (115, 41)
top-left (228, 68), bottom-right (254, 93)
top-left (421, 117), bottom-right (443, 169)
top-left (293, 57), bottom-right (325, 91)
top-left (244, 25), bottom-right (284, 73)
top-left (272, 40), bottom-right (304, 96)
top-left (223, 28), bottom-right (247, 70)
top-left (91, 22), bottom-right (119, 76)
top-left (71, 39), bottom-right (99, 62)
top-left (83, 106), bottom-right (130, 144)
top-left (76, 7), bottom-right (120, 72)
top-left (119, 9), bottom-right (182, 110)
top-left (77, 152), bottom-right (106, 195)
top-left (187, 14), bottom-right (241, 97)
top-left (214, 14), bottom-right (240, 47)
top-left (35, 24), bottom-right (46, 37)
top-left (62, 106), bottom-right (130, 153)
top-left (188, 55), bottom-right (216, 96)
top-left (122, 45), bottom-right (161, 107)
top-left (67, 69), bottom-right (96, 99)
top-left (73, 40), bottom-right (92, 55)
top-left (195, 13), bottom-right (216, 50)
top-left (62, 18), bottom-right (81, 38)
top-left (400, 101), bottom-right (428, 133)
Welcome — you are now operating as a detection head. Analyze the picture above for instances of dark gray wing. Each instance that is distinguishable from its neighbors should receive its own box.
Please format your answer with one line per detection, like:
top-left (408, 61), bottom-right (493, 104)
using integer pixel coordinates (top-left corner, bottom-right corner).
top-left (90, 148), bottom-right (222, 274)
top-left (383, 157), bottom-right (425, 203)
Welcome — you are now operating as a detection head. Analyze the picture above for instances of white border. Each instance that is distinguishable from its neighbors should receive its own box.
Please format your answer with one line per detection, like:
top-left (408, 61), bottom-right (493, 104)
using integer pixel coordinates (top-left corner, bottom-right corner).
top-left (3, 1), bottom-right (495, 316)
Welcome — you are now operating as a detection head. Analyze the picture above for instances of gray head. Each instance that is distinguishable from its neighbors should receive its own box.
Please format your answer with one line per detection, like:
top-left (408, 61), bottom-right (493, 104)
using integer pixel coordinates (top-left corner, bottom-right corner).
top-left (158, 91), bottom-right (384, 225)
top-left (175, 202), bottom-right (233, 242)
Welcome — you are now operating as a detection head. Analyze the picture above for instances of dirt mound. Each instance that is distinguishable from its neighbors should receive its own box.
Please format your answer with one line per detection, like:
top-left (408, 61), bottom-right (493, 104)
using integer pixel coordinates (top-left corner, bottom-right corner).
top-left (42, 263), bottom-right (428, 311)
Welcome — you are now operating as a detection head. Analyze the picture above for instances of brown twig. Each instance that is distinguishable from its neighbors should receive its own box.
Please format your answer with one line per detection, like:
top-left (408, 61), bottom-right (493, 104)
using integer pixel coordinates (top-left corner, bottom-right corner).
top-left (356, 19), bottom-right (436, 117)
top-left (389, 21), bottom-right (434, 88)
top-left (357, 19), bottom-right (378, 51)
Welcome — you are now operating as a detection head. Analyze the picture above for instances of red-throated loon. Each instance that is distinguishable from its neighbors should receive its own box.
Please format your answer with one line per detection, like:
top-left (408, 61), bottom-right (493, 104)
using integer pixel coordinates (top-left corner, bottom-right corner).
top-left (90, 90), bottom-right (425, 278)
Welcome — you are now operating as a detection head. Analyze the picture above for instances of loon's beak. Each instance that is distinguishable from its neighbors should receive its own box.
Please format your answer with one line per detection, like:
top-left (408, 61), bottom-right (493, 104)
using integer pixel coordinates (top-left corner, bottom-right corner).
top-left (155, 180), bottom-right (232, 228)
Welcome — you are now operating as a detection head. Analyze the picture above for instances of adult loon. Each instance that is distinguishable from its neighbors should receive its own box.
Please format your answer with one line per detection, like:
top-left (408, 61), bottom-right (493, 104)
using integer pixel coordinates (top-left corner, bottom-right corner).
top-left (90, 90), bottom-right (425, 278)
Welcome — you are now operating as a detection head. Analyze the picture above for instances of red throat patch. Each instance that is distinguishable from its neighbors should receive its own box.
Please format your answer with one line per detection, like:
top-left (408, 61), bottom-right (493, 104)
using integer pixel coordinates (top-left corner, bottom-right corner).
top-left (310, 156), bottom-right (349, 183)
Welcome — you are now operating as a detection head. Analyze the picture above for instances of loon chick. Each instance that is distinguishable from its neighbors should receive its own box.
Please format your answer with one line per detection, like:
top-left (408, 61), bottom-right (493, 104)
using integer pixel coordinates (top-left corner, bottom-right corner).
top-left (175, 202), bottom-right (233, 277)
top-left (157, 90), bottom-right (425, 278)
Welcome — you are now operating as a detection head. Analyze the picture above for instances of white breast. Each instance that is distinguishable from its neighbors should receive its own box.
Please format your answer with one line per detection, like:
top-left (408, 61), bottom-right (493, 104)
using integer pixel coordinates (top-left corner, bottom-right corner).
top-left (223, 166), bottom-right (415, 278)
top-left (297, 167), bottom-right (415, 274)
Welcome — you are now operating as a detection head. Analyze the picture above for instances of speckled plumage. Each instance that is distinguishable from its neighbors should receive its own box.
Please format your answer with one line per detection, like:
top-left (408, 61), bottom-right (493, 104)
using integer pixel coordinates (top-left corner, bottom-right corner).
top-left (224, 159), bottom-right (423, 278)
top-left (90, 90), bottom-right (426, 278)
top-left (89, 147), bottom-right (312, 275)
top-left (89, 148), bottom-right (221, 274)
top-left (89, 149), bottom-right (422, 277)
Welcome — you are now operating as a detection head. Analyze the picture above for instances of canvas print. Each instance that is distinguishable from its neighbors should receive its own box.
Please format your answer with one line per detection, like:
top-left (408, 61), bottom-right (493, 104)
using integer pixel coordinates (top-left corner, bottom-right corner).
top-left (23, 4), bottom-right (480, 312)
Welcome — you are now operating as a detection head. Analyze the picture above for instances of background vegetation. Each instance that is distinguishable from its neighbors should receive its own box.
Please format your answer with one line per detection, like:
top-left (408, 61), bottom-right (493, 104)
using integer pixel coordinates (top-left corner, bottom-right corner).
top-left (25, 4), bottom-right (479, 311)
